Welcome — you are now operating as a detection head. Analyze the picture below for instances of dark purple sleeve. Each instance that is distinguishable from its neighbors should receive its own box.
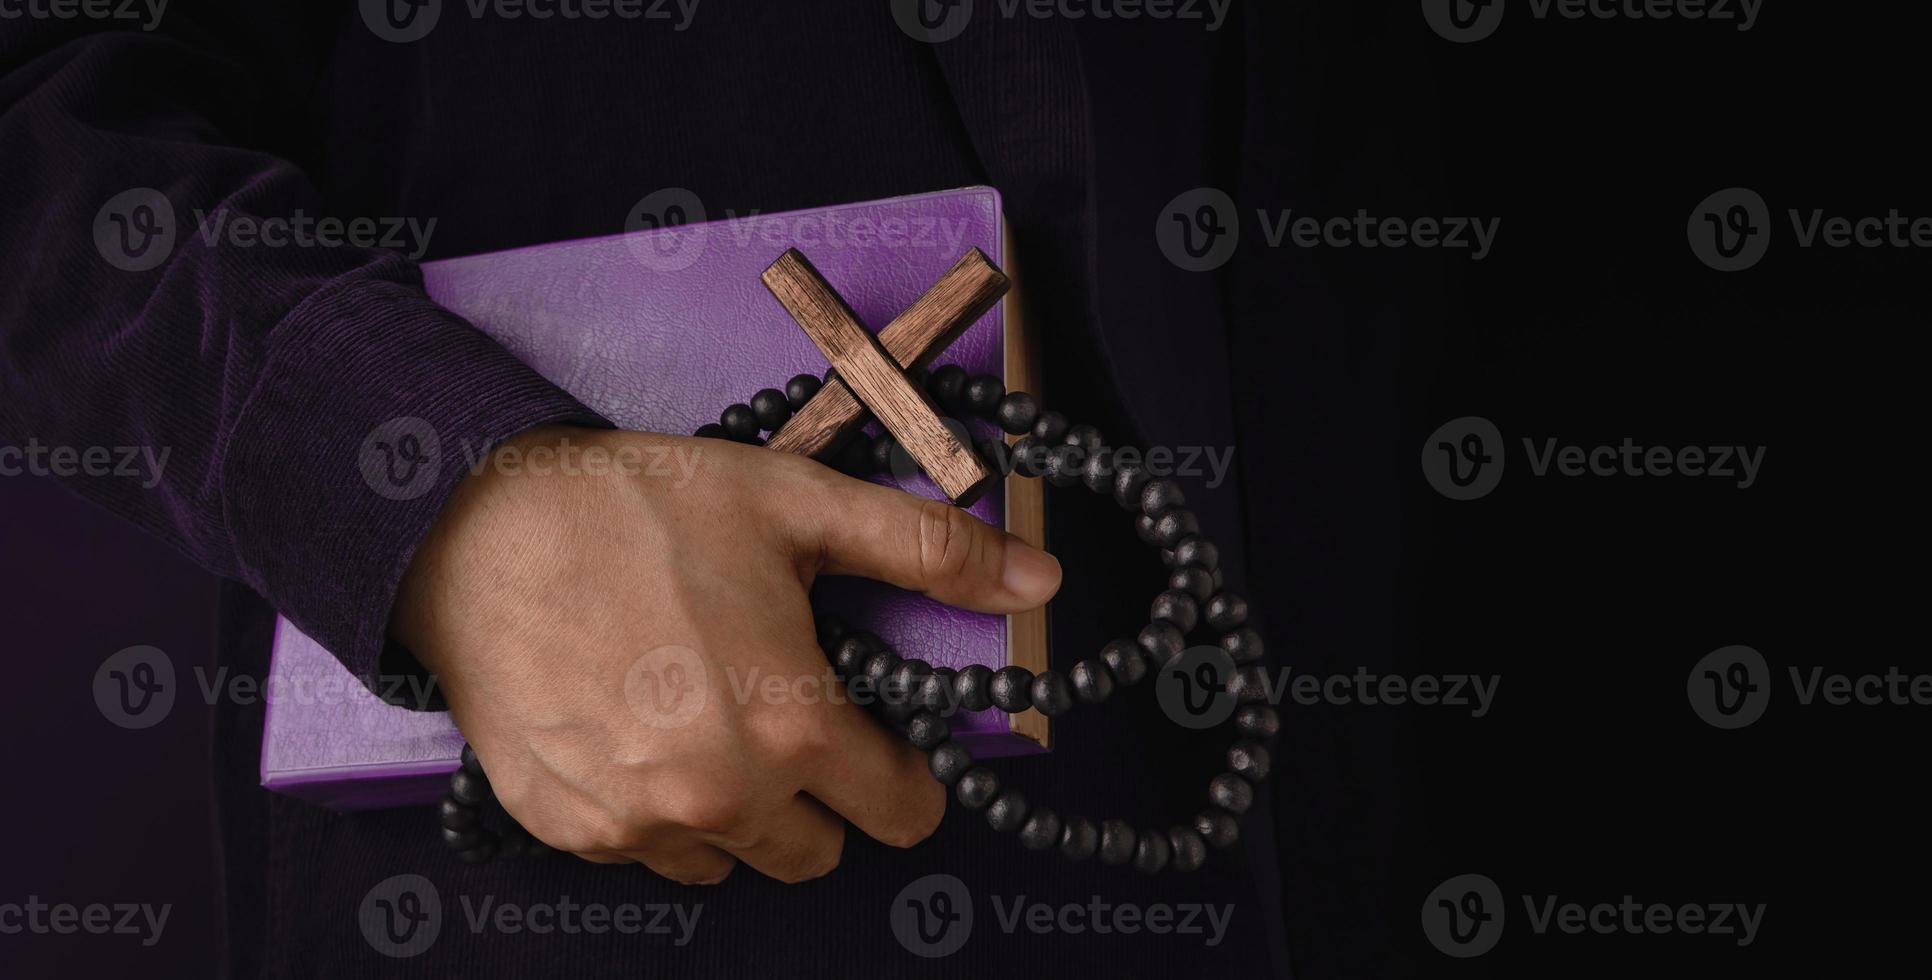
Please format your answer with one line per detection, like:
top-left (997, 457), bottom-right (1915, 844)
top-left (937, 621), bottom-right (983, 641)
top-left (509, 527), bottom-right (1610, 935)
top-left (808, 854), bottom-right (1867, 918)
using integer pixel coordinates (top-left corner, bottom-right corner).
top-left (0, 22), bottom-right (609, 686)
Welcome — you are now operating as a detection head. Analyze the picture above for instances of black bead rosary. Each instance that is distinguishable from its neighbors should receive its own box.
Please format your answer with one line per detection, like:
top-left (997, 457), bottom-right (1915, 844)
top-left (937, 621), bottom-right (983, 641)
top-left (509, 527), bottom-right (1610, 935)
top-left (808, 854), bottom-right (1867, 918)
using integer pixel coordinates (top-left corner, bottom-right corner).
top-left (439, 365), bottom-right (1275, 873)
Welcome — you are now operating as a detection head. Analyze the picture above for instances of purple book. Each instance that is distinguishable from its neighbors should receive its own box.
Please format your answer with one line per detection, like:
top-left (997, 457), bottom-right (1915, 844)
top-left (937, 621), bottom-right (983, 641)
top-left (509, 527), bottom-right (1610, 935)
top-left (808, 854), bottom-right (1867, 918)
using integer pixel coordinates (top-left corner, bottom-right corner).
top-left (262, 187), bottom-right (1050, 811)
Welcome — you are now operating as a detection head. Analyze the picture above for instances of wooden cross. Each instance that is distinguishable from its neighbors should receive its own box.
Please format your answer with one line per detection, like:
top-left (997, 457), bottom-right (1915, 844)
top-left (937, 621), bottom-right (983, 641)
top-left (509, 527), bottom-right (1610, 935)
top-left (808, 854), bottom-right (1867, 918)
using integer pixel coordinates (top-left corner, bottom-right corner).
top-left (760, 246), bottom-right (1010, 504)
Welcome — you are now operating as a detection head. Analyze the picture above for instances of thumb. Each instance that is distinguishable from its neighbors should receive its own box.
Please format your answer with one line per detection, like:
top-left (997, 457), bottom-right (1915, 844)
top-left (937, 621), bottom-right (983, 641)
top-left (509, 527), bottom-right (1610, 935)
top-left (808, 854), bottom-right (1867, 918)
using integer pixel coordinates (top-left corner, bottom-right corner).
top-left (802, 476), bottom-right (1061, 613)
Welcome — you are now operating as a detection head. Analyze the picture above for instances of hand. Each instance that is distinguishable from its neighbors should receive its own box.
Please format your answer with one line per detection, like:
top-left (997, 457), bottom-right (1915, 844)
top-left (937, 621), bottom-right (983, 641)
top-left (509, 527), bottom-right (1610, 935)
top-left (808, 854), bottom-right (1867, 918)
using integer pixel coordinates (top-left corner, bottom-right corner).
top-left (392, 426), bottom-right (1061, 883)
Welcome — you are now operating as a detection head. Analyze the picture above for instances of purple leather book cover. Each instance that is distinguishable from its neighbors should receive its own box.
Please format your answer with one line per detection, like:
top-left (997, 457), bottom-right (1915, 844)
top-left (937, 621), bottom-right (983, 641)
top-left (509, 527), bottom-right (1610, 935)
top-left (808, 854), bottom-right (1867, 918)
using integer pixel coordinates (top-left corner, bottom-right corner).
top-left (261, 186), bottom-right (1043, 811)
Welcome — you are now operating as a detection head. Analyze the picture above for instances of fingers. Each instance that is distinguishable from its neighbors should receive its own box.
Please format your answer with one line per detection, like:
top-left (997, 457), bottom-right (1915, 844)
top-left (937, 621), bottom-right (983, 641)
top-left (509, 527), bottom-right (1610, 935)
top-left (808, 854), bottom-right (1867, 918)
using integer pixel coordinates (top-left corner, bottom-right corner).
top-left (703, 792), bottom-right (846, 884)
top-left (620, 838), bottom-right (738, 885)
top-left (801, 694), bottom-right (948, 849)
top-left (800, 476), bottom-right (1061, 613)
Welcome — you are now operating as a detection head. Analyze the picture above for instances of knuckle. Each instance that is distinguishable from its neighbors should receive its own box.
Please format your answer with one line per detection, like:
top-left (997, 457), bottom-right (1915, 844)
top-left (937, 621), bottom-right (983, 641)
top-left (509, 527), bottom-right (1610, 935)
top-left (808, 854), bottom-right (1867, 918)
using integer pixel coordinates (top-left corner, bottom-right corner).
top-left (877, 781), bottom-right (946, 849)
top-left (915, 498), bottom-right (984, 583)
top-left (657, 780), bottom-right (753, 837)
top-left (753, 707), bottom-right (835, 769)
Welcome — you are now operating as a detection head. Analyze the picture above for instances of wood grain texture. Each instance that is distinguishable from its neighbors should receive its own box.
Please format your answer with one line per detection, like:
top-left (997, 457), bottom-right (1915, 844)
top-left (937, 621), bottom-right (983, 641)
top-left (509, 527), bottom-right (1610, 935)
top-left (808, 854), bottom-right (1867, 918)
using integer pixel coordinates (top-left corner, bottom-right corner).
top-left (766, 247), bottom-right (1009, 458)
top-left (995, 226), bottom-right (1051, 750)
top-left (761, 248), bottom-right (990, 503)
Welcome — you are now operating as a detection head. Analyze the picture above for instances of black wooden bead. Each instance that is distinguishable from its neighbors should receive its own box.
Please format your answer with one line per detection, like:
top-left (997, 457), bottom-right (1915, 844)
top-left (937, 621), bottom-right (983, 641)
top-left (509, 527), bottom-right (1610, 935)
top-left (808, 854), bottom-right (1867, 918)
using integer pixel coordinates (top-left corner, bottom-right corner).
top-left (905, 366), bottom-right (928, 389)
top-left (1139, 478), bottom-right (1186, 516)
top-left (449, 769), bottom-right (489, 806)
top-left (1235, 704), bottom-right (1280, 740)
top-left (905, 711), bottom-right (950, 751)
top-left (1031, 410), bottom-right (1070, 444)
top-left (1063, 423), bottom-right (1103, 453)
top-left (996, 391), bottom-right (1039, 435)
top-left (1134, 513), bottom-right (1160, 545)
top-left (1208, 773), bottom-right (1254, 815)
top-left (832, 638), bottom-right (873, 678)
top-left (886, 659), bottom-right (933, 717)
top-left (694, 422), bottom-right (728, 440)
top-left (1113, 461), bottom-right (1152, 512)
top-left (1222, 627), bottom-right (1265, 664)
top-left (1080, 448), bottom-right (1115, 493)
top-left (1019, 807), bottom-right (1063, 851)
top-left (862, 649), bottom-right (902, 684)
top-left (954, 664), bottom-right (994, 711)
top-left (458, 838), bottom-right (499, 864)
top-left (1205, 592), bottom-right (1249, 632)
top-left (1170, 566), bottom-right (1215, 604)
top-left (1059, 816), bottom-right (1099, 861)
top-left (1133, 827), bottom-right (1172, 874)
top-left (955, 767), bottom-right (1000, 809)
top-left (1137, 621), bottom-right (1186, 667)
top-left (1168, 827), bottom-right (1208, 872)
top-left (750, 388), bottom-right (791, 431)
top-left (986, 790), bottom-right (1029, 832)
top-left (784, 373), bottom-right (822, 411)
top-left (1010, 435), bottom-right (1048, 478)
top-left (1160, 547), bottom-right (1176, 567)
top-left (1042, 444), bottom-right (1085, 487)
top-left (989, 666), bottom-right (1034, 713)
top-left (1151, 589), bottom-right (1200, 633)
top-left (1195, 808), bottom-right (1241, 849)
top-left (868, 433), bottom-right (896, 473)
top-left (461, 743), bottom-right (484, 775)
top-left (1154, 509), bottom-right (1201, 548)
top-left (928, 741), bottom-right (974, 786)
top-left (439, 796), bottom-right (479, 831)
top-left (1228, 664), bottom-right (1271, 703)
top-left (964, 374), bottom-right (1005, 417)
top-left (915, 667), bottom-right (959, 716)
top-left (1029, 670), bottom-right (1073, 716)
top-left (1228, 739), bottom-right (1272, 783)
top-left (1173, 536), bottom-right (1220, 572)
top-left (927, 363), bottom-right (969, 411)
top-left (720, 403), bottom-right (760, 442)
top-left (1099, 639), bottom-right (1149, 686)
top-left (976, 439), bottom-right (1014, 477)
top-left (496, 826), bottom-right (531, 860)
top-left (1097, 820), bottom-right (1137, 865)
top-left (834, 432), bottom-right (872, 474)
top-left (441, 826), bottom-right (483, 851)
top-left (814, 614), bottom-right (847, 649)
top-left (1069, 659), bottom-right (1115, 704)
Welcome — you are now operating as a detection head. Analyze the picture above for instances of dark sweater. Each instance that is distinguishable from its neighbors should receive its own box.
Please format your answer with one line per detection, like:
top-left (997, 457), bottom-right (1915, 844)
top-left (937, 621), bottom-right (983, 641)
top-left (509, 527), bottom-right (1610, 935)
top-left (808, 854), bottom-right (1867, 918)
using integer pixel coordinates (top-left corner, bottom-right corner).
top-left (1, 2), bottom-right (1287, 976)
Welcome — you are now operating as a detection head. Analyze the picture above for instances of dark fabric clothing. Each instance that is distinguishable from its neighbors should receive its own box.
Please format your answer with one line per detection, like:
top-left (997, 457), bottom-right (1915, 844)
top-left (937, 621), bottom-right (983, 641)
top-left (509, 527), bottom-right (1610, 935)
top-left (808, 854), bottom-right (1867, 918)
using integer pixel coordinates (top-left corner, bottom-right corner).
top-left (3, 3), bottom-right (1289, 976)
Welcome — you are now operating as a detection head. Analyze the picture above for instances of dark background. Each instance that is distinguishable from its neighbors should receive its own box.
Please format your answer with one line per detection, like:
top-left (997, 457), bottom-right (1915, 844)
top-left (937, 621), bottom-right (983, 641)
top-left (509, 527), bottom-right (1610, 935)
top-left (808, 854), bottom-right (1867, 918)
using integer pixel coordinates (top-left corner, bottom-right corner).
top-left (2, 1), bottom-right (1917, 976)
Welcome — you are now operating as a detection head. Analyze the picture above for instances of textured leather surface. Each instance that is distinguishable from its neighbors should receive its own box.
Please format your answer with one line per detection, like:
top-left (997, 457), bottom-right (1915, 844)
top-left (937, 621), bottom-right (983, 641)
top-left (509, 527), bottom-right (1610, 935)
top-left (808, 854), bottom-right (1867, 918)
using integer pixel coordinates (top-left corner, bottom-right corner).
top-left (262, 187), bottom-right (1040, 810)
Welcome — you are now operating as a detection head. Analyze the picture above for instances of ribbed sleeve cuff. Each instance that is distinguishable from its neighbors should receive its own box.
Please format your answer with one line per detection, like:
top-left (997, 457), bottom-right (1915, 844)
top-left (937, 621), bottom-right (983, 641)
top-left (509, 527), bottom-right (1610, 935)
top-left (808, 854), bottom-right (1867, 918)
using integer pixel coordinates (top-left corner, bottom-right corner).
top-left (221, 275), bottom-right (610, 701)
